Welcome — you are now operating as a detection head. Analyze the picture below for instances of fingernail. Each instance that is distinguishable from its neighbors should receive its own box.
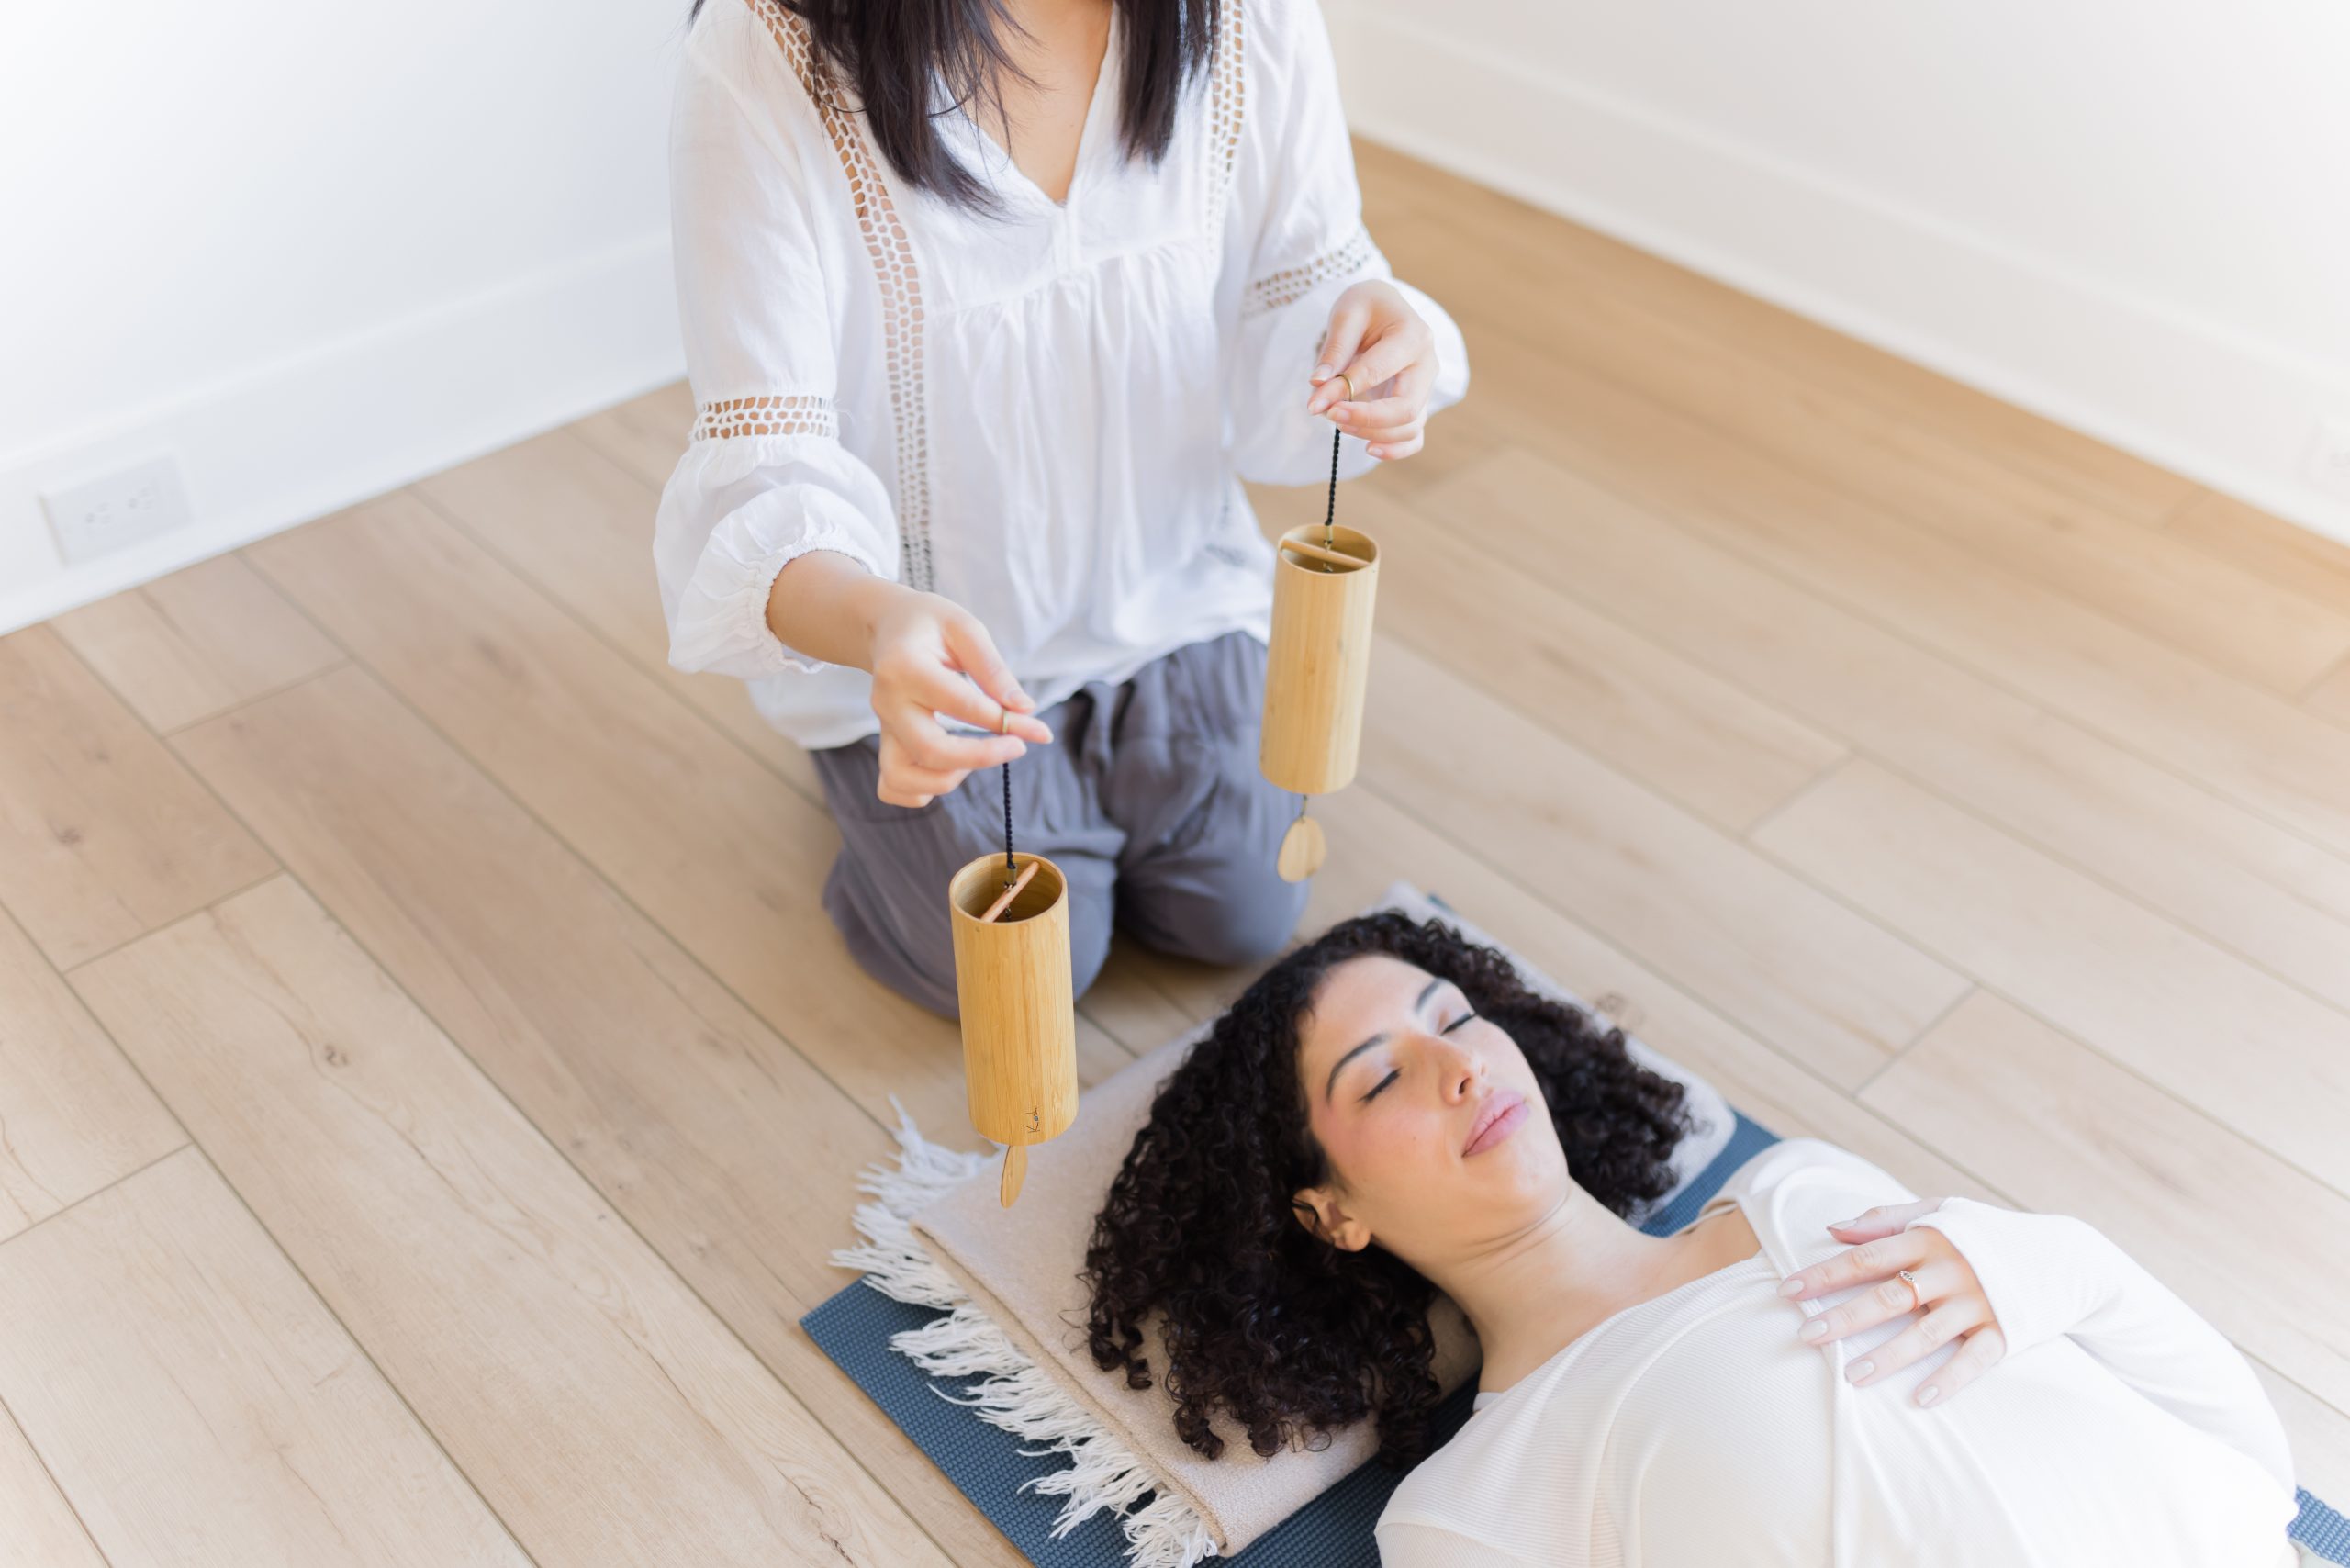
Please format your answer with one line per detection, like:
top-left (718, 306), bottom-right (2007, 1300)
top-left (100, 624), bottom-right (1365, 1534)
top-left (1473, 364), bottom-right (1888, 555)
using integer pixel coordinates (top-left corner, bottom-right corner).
top-left (1800, 1320), bottom-right (1827, 1342)
top-left (1313, 363), bottom-right (1334, 379)
top-left (1335, 408), bottom-right (1352, 422)
top-left (1828, 1217), bottom-right (1858, 1230)
top-left (1848, 1361), bottom-right (1874, 1383)
top-left (1368, 446), bottom-right (1385, 458)
top-left (1918, 1385), bottom-right (1941, 1407)
top-left (1778, 1279), bottom-right (1804, 1297)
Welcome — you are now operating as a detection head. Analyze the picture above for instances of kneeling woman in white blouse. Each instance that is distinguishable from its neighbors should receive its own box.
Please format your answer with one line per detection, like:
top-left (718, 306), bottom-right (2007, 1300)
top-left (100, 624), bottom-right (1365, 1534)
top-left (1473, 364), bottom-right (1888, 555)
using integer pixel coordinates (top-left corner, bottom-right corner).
top-left (1080, 913), bottom-right (2303, 1567)
top-left (655, 0), bottom-right (1468, 1016)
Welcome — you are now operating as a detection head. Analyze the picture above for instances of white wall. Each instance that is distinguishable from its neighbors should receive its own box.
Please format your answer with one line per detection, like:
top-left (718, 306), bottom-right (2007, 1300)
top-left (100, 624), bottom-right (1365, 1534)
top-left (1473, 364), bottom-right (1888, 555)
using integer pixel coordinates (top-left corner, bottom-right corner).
top-left (1329, 0), bottom-right (2350, 545)
top-left (0, 0), bottom-right (694, 632)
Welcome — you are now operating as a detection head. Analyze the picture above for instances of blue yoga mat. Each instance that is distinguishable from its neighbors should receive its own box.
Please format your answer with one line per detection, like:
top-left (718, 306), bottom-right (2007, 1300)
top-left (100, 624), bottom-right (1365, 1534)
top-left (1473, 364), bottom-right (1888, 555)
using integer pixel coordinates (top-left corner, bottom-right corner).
top-left (800, 903), bottom-right (2348, 1564)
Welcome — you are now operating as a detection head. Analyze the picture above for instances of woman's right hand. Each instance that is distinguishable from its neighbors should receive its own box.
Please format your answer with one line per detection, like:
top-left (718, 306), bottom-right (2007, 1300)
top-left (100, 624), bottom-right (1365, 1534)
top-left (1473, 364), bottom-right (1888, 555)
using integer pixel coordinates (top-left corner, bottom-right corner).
top-left (866, 588), bottom-right (1055, 808)
top-left (1780, 1198), bottom-right (2009, 1408)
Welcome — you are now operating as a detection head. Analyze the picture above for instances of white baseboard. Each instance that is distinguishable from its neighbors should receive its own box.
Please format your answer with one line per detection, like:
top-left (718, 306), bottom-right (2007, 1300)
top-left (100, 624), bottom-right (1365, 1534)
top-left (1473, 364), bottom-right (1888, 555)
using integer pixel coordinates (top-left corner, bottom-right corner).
top-left (1328, 4), bottom-right (2350, 548)
top-left (0, 233), bottom-right (687, 634)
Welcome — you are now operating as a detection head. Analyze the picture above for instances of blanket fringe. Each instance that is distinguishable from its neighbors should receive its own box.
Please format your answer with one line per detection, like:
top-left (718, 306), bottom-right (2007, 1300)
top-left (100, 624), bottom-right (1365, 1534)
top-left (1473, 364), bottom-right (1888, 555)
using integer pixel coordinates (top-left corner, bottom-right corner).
top-left (831, 1098), bottom-right (1221, 1568)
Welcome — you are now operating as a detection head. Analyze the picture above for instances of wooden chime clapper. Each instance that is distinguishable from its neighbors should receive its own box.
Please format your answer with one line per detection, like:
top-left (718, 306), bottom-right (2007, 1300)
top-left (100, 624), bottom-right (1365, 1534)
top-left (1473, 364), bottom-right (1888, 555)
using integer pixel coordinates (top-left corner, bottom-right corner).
top-left (947, 759), bottom-right (1078, 1206)
top-left (1260, 425), bottom-right (1381, 880)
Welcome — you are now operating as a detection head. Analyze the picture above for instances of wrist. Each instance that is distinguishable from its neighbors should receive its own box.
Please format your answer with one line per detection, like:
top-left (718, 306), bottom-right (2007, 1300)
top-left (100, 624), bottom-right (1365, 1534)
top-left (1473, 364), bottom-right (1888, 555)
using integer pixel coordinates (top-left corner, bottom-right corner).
top-left (846, 575), bottom-right (923, 668)
top-left (763, 548), bottom-right (911, 672)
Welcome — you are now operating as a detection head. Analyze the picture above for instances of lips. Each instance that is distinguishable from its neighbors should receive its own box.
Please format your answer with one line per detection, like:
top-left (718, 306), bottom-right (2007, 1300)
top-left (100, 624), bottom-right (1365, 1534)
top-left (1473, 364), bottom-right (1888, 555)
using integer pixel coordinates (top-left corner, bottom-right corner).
top-left (1462, 1090), bottom-right (1529, 1157)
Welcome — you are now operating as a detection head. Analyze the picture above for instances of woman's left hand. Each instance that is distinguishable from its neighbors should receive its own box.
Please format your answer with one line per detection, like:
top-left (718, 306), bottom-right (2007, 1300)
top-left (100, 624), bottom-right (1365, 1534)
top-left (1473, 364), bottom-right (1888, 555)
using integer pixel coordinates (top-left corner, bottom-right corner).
top-left (1777, 1198), bottom-right (2009, 1409)
top-left (1305, 280), bottom-right (1438, 461)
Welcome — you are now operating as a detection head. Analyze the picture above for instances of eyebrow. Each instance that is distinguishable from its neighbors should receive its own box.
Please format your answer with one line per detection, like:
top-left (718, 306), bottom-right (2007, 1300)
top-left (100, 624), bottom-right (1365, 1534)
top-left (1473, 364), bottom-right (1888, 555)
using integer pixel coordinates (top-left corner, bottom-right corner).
top-left (1325, 976), bottom-right (1447, 1103)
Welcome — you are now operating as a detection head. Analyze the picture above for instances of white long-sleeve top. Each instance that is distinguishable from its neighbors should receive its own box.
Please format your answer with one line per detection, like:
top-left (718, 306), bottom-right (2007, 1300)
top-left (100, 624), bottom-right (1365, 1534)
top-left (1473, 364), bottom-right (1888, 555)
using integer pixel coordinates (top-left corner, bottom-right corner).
top-left (1376, 1139), bottom-right (2300, 1568)
top-left (654, 0), bottom-right (1470, 749)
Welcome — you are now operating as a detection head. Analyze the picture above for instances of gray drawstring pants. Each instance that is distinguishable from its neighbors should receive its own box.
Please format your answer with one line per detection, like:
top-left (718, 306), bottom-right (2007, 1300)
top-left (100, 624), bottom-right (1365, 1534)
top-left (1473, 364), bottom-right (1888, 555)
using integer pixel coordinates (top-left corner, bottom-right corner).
top-left (806, 628), bottom-right (1312, 1020)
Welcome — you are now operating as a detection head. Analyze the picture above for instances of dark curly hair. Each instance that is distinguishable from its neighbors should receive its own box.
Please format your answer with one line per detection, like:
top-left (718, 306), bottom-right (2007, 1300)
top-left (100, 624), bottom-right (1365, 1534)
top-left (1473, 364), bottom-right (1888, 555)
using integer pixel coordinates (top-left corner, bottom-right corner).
top-left (1080, 910), bottom-right (1692, 1470)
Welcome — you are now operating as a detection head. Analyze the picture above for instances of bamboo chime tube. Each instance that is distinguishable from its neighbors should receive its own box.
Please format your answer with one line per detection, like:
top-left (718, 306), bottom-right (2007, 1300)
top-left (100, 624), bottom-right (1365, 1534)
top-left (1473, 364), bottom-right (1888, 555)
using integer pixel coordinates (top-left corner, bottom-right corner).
top-left (949, 849), bottom-right (1078, 1206)
top-left (1259, 521), bottom-right (1380, 798)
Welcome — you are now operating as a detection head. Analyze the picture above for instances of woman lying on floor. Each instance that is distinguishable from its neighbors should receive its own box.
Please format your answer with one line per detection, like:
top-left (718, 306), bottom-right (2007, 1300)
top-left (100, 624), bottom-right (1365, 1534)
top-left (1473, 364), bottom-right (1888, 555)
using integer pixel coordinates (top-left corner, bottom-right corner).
top-left (1080, 912), bottom-right (2302, 1567)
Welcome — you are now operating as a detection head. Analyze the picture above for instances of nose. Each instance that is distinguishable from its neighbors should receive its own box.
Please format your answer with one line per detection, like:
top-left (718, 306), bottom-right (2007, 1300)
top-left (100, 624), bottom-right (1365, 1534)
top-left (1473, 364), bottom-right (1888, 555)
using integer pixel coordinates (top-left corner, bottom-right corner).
top-left (1434, 1034), bottom-right (1485, 1103)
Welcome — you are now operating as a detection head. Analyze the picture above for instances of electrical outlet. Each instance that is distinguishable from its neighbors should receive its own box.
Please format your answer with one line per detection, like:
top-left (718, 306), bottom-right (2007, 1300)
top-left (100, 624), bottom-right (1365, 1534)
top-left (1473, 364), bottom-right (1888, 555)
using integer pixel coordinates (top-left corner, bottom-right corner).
top-left (2307, 416), bottom-right (2350, 501)
top-left (40, 454), bottom-right (195, 566)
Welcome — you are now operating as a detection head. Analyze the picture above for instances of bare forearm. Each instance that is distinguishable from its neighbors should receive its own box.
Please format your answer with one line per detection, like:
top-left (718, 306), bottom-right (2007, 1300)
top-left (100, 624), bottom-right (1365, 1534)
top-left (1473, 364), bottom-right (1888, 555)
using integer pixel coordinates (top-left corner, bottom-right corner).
top-left (763, 549), bottom-right (912, 671)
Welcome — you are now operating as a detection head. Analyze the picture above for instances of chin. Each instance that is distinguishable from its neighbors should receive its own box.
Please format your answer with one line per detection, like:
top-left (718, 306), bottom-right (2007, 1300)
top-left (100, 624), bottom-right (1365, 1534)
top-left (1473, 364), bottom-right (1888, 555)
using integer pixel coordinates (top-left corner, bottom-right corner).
top-left (1473, 1139), bottom-right (1567, 1214)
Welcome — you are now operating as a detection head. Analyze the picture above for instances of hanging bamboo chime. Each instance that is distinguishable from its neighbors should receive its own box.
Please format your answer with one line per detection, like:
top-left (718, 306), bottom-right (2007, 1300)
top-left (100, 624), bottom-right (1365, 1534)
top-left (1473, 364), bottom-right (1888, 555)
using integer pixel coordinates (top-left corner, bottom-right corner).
top-left (1259, 425), bottom-right (1380, 880)
top-left (947, 762), bottom-right (1077, 1206)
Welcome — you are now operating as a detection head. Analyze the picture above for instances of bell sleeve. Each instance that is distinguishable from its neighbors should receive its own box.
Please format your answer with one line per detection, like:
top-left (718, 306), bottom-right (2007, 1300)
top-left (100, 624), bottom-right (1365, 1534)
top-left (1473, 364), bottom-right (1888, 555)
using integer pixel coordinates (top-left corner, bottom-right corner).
top-left (654, 11), bottom-right (901, 680)
top-left (1222, 0), bottom-right (1471, 487)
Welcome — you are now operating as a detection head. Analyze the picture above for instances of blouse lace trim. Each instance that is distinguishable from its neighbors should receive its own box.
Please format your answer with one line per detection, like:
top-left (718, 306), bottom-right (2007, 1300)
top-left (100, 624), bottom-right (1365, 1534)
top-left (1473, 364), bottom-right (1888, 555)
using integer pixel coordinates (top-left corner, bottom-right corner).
top-left (741, 0), bottom-right (935, 592)
top-left (690, 394), bottom-right (839, 442)
top-left (1243, 223), bottom-right (1375, 319)
top-left (1204, 0), bottom-right (1247, 232)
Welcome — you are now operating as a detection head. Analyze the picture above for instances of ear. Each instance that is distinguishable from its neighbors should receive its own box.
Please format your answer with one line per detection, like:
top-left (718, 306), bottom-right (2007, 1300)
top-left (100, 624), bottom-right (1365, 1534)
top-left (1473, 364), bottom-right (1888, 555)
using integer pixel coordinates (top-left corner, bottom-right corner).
top-left (1290, 1186), bottom-right (1371, 1252)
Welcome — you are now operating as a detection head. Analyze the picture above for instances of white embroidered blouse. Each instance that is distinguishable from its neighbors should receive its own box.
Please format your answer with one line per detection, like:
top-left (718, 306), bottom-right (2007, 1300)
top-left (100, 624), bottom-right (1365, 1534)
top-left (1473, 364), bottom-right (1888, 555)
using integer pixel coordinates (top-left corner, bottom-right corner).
top-left (653, 0), bottom-right (1472, 749)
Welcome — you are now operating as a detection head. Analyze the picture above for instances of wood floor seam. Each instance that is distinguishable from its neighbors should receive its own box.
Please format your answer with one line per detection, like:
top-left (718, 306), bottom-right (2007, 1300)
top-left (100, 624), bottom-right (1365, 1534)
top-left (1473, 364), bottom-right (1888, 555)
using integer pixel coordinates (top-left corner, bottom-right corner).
top-left (1856, 984), bottom-right (1980, 1097)
top-left (155, 656), bottom-right (352, 738)
top-left (0, 1393), bottom-right (112, 1568)
top-left (0, 1139), bottom-right (192, 1260)
top-left (1738, 751), bottom-right (1862, 845)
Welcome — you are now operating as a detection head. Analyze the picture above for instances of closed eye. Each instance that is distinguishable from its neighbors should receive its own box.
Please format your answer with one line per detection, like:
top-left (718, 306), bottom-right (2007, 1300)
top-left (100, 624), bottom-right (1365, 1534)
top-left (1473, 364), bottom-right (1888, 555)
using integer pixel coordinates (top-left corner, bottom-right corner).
top-left (1360, 1011), bottom-right (1478, 1103)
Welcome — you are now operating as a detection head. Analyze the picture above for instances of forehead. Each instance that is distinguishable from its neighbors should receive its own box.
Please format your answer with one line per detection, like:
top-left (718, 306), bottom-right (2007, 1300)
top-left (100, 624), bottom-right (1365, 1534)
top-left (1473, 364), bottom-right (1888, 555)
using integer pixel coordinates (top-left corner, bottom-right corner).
top-left (1299, 953), bottom-right (1439, 1067)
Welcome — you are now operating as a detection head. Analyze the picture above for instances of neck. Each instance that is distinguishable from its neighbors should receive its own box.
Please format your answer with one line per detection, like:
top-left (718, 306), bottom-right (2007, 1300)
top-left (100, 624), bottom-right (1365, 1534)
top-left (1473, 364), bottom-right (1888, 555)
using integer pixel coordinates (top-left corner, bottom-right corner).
top-left (1427, 1184), bottom-right (1686, 1388)
top-left (1002, 0), bottom-right (1109, 30)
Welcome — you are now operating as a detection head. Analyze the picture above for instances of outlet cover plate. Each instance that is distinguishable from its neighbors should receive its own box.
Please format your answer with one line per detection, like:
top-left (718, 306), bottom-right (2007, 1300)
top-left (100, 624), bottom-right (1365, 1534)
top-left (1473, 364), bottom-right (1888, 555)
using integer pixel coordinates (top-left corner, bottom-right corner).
top-left (40, 454), bottom-right (196, 566)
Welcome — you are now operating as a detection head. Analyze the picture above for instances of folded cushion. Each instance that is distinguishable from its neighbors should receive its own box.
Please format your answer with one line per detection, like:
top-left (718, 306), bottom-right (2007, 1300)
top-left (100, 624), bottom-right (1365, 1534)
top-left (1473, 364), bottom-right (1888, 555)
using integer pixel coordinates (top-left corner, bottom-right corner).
top-left (905, 880), bottom-right (1735, 1560)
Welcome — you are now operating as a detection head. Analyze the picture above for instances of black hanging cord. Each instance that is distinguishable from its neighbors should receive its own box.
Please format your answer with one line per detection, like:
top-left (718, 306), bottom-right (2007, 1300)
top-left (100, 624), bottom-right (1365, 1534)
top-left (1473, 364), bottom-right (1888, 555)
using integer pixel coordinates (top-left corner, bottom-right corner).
top-left (1002, 757), bottom-right (1015, 882)
top-left (1322, 424), bottom-right (1341, 551)
top-left (1294, 422), bottom-right (1347, 825)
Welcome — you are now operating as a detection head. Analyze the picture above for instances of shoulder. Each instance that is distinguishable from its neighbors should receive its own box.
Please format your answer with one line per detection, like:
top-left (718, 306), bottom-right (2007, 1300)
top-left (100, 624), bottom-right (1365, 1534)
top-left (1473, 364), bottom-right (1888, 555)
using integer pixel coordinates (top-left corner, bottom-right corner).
top-left (1717, 1137), bottom-right (1906, 1202)
top-left (1233, 0), bottom-right (1336, 87)
top-left (677, 0), bottom-right (825, 143)
top-left (1717, 1137), bottom-right (1920, 1268)
top-left (681, 0), bottom-right (771, 85)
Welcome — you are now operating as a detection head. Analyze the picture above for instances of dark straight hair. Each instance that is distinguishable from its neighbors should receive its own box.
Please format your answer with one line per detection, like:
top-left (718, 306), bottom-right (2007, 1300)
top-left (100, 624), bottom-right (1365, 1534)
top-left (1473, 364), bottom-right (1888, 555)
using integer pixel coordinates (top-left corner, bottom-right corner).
top-left (687, 0), bottom-right (1223, 214)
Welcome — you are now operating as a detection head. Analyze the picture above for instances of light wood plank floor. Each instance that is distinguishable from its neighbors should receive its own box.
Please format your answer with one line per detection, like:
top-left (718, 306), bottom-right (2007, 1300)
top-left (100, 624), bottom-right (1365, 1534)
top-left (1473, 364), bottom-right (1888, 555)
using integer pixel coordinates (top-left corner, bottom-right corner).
top-left (5, 140), bottom-right (2349, 1563)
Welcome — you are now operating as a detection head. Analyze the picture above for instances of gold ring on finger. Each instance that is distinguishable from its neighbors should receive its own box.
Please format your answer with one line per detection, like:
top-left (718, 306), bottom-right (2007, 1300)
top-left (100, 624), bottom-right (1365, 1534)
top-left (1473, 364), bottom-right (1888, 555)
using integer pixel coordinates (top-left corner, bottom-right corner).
top-left (1897, 1268), bottom-right (1922, 1310)
top-left (1335, 371), bottom-right (1356, 403)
